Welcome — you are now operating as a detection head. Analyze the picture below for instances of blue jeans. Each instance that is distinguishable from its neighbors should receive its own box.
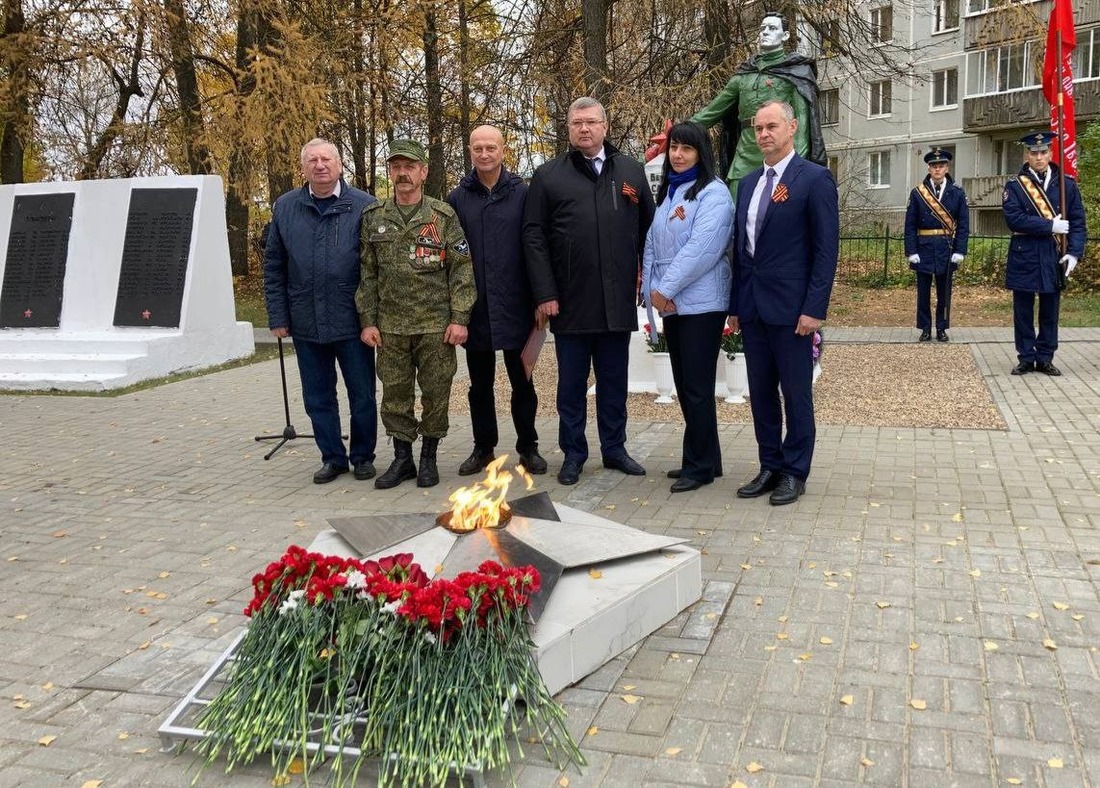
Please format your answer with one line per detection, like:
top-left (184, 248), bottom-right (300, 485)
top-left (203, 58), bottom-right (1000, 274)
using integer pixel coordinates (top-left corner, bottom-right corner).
top-left (293, 337), bottom-right (377, 467)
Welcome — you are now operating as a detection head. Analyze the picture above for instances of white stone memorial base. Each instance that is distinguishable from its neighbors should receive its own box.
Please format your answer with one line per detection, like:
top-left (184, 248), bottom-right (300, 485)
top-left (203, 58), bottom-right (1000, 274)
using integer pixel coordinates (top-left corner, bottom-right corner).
top-left (309, 502), bottom-right (702, 696)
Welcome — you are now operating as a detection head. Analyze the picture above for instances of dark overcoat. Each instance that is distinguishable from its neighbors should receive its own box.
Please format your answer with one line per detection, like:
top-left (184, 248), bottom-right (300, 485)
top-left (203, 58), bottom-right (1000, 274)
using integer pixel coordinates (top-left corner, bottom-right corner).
top-left (523, 141), bottom-right (655, 334)
top-left (1003, 163), bottom-right (1086, 293)
top-left (446, 168), bottom-right (532, 351)
top-left (903, 175), bottom-right (970, 276)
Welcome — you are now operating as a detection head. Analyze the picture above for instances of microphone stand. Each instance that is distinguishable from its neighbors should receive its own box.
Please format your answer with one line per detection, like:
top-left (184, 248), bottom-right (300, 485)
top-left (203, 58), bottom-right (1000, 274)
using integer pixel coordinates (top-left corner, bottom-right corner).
top-left (254, 337), bottom-right (313, 460)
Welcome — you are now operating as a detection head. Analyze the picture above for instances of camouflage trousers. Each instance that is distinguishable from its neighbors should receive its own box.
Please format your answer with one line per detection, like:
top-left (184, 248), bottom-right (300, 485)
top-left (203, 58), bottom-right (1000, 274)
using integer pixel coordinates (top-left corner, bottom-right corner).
top-left (377, 332), bottom-right (457, 442)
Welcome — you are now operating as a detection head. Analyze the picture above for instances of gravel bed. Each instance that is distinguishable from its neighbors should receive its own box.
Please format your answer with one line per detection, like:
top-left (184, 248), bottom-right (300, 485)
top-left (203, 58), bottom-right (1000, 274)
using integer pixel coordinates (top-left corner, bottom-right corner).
top-left (448, 343), bottom-right (1006, 431)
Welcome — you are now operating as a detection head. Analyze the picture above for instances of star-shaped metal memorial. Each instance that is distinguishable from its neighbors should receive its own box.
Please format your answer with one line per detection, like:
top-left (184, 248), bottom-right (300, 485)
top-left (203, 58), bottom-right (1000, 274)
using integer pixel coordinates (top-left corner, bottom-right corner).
top-left (327, 492), bottom-right (687, 624)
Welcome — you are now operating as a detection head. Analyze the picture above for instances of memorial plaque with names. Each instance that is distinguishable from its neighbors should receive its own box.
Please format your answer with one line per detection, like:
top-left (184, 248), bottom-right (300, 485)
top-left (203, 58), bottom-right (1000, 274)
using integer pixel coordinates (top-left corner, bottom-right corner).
top-left (0, 193), bottom-right (75, 328)
top-left (113, 188), bottom-right (197, 327)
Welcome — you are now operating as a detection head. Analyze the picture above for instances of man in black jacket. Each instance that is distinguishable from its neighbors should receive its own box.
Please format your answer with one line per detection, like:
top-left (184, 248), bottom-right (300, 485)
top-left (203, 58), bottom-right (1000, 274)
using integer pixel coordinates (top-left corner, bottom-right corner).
top-left (447, 125), bottom-right (546, 477)
top-left (523, 98), bottom-right (656, 486)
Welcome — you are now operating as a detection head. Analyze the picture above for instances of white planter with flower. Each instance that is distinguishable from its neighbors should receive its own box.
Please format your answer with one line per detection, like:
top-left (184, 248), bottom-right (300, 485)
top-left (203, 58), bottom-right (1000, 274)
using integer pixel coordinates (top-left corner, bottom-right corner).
top-left (720, 327), bottom-right (748, 403)
top-left (643, 320), bottom-right (675, 403)
top-left (812, 329), bottom-right (823, 385)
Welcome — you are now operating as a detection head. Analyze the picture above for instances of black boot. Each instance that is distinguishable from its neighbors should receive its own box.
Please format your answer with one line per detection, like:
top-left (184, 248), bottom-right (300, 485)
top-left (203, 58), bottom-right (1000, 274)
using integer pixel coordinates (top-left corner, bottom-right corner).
top-left (375, 439), bottom-right (417, 489)
top-left (417, 437), bottom-right (440, 488)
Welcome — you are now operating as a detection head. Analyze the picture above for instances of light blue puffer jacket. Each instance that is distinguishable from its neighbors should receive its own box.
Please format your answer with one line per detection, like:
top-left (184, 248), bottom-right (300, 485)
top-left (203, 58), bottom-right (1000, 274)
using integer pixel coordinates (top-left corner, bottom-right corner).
top-left (641, 177), bottom-right (733, 316)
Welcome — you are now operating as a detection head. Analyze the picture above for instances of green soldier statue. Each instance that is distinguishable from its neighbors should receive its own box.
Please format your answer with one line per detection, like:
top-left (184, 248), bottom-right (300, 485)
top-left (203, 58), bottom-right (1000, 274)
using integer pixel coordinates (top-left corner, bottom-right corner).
top-left (357, 138), bottom-right (476, 489)
top-left (691, 12), bottom-right (826, 199)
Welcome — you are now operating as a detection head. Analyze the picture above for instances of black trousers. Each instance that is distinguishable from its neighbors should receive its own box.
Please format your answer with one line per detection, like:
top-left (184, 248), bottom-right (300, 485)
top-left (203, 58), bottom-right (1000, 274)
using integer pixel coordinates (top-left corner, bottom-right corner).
top-left (915, 270), bottom-right (952, 330)
top-left (665, 311), bottom-right (725, 483)
top-left (554, 332), bottom-right (630, 463)
top-left (1012, 290), bottom-right (1060, 364)
top-left (464, 348), bottom-right (539, 453)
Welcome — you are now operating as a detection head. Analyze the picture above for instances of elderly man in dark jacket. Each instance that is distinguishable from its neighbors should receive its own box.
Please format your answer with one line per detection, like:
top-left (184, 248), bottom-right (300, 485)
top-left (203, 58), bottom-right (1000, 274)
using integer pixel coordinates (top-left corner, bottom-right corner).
top-left (264, 138), bottom-right (378, 484)
top-left (523, 97), bottom-right (656, 486)
top-left (446, 125), bottom-right (546, 477)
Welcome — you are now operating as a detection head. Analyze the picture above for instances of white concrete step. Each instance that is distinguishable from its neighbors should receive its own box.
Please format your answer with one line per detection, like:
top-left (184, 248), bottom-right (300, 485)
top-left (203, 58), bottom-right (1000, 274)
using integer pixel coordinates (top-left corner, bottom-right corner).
top-left (0, 352), bottom-right (142, 374)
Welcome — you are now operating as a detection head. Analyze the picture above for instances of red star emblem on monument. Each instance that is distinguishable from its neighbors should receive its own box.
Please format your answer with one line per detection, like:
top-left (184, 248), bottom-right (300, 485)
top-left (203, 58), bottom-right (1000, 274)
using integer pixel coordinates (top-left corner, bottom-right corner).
top-left (23, 308), bottom-right (32, 318)
top-left (765, 79), bottom-right (774, 87)
top-left (142, 309), bottom-right (152, 320)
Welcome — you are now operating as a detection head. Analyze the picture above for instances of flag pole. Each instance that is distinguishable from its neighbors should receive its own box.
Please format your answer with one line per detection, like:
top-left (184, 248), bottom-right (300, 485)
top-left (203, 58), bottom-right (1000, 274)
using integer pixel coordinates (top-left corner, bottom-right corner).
top-left (1055, 30), bottom-right (1067, 256)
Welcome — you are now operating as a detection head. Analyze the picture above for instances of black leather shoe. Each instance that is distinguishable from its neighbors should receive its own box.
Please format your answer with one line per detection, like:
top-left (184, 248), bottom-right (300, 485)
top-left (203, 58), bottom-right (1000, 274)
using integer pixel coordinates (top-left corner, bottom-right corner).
top-left (353, 461), bottom-right (376, 480)
top-left (937, 330), bottom-right (949, 342)
top-left (667, 467), bottom-right (723, 479)
top-left (603, 454), bottom-right (646, 476)
top-left (736, 469), bottom-right (779, 498)
top-left (458, 448), bottom-right (494, 476)
top-left (769, 474), bottom-right (806, 506)
top-left (517, 448), bottom-right (548, 475)
top-left (918, 330), bottom-right (931, 342)
top-left (1036, 361), bottom-right (1062, 376)
top-left (670, 477), bottom-right (706, 493)
top-left (557, 460), bottom-right (583, 485)
top-left (313, 463), bottom-right (348, 484)
top-left (1011, 361), bottom-right (1035, 375)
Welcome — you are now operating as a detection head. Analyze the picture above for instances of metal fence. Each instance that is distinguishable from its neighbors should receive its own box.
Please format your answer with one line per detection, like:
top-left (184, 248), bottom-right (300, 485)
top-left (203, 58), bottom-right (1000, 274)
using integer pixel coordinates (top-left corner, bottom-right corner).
top-left (837, 232), bottom-right (1099, 288)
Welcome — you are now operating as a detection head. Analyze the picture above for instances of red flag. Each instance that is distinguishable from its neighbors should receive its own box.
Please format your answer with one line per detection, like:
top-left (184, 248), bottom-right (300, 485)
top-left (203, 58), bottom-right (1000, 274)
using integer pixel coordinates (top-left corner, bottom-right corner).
top-left (1042, 0), bottom-right (1077, 177)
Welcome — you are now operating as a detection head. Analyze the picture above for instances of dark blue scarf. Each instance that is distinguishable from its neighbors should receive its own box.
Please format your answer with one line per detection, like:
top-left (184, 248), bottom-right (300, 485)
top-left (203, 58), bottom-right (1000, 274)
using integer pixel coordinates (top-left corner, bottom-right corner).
top-left (667, 166), bottom-right (698, 200)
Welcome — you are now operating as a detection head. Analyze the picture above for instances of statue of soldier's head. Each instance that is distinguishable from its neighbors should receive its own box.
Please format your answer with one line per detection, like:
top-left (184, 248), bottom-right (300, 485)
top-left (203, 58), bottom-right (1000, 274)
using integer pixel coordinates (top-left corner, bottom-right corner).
top-left (758, 13), bottom-right (790, 53)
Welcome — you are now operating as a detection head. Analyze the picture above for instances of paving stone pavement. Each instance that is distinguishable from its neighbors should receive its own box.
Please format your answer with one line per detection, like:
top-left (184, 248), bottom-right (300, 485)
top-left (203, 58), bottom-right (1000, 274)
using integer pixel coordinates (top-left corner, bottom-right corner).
top-left (1, 328), bottom-right (1098, 787)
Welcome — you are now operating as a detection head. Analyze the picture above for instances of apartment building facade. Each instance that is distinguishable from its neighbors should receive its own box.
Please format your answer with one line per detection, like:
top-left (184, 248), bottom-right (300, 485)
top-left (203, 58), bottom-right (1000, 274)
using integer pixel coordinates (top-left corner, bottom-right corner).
top-left (815, 0), bottom-right (1100, 234)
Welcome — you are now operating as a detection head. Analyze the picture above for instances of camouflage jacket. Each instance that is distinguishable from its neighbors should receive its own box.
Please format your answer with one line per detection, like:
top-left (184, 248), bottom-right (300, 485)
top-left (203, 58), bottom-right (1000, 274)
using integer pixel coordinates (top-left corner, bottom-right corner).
top-left (356, 196), bottom-right (475, 334)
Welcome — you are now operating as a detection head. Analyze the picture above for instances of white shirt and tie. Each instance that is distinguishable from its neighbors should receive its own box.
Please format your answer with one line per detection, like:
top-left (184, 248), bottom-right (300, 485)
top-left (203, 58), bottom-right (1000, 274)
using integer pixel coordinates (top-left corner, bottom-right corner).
top-left (586, 150), bottom-right (605, 176)
top-left (746, 149), bottom-right (795, 257)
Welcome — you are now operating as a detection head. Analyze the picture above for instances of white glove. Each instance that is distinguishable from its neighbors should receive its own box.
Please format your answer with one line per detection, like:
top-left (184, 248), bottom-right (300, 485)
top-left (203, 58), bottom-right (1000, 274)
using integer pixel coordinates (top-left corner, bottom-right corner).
top-left (1061, 255), bottom-right (1078, 277)
top-left (950, 253), bottom-right (964, 265)
top-left (908, 254), bottom-right (920, 265)
top-left (1052, 214), bottom-right (1070, 235)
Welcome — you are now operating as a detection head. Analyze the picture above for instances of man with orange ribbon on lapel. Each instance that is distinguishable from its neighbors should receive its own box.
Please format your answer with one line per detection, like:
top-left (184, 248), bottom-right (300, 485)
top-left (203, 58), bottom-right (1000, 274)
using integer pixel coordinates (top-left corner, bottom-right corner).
top-left (1002, 131), bottom-right (1085, 377)
top-left (904, 147), bottom-right (969, 343)
top-left (727, 99), bottom-right (838, 506)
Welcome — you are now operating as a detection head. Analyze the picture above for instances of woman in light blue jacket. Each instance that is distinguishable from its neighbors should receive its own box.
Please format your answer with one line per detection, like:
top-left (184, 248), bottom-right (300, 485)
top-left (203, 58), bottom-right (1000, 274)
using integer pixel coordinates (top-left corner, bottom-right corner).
top-left (642, 121), bottom-right (734, 493)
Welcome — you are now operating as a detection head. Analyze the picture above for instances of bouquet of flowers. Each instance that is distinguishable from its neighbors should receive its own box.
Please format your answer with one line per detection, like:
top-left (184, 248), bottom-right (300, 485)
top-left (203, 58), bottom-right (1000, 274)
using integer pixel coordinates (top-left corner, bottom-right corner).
top-left (195, 545), bottom-right (584, 786)
top-left (720, 326), bottom-right (743, 359)
top-left (812, 329), bottom-right (824, 366)
top-left (643, 323), bottom-right (668, 353)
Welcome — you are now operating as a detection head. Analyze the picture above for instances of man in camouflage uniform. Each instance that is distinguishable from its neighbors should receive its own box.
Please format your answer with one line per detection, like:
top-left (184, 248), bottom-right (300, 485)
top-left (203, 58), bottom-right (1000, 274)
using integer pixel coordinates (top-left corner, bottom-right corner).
top-left (357, 139), bottom-right (475, 488)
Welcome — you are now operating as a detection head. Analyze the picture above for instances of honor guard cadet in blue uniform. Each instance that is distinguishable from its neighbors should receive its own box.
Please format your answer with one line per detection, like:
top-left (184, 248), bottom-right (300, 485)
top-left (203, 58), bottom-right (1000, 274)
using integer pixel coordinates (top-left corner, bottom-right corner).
top-left (904, 147), bottom-right (969, 342)
top-left (1002, 131), bottom-right (1085, 376)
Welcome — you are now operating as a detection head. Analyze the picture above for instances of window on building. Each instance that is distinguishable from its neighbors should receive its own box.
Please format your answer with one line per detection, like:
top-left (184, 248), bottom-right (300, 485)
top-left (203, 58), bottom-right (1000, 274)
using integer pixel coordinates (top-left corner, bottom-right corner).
top-left (966, 43), bottom-right (1040, 96)
top-left (820, 18), bottom-right (841, 57)
top-left (869, 80), bottom-right (892, 116)
top-left (1074, 28), bottom-right (1100, 79)
top-left (934, 0), bottom-right (960, 32)
top-left (871, 6), bottom-right (893, 43)
top-left (932, 68), bottom-right (959, 108)
top-left (820, 89), bottom-right (840, 125)
top-left (993, 139), bottom-right (1019, 175)
top-left (869, 151), bottom-right (890, 187)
